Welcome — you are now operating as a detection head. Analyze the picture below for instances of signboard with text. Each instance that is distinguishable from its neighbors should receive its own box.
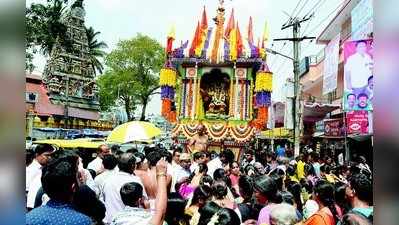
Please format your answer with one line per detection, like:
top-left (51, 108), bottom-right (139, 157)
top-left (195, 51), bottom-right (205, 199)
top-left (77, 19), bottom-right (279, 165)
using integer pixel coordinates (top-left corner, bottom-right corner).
top-left (315, 120), bottom-right (324, 133)
top-left (299, 57), bottom-right (310, 77)
top-left (346, 110), bottom-right (369, 134)
top-left (324, 119), bottom-right (344, 137)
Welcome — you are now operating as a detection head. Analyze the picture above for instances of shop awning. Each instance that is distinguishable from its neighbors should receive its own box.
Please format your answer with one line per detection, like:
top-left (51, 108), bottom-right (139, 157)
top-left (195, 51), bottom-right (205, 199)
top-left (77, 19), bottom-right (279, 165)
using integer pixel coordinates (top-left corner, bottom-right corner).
top-left (313, 131), bottom-right (324, 137)
top-left (303, 102), bottom-right (340, 123)
top-left (348, 133), bottom-right (373, 141)
top-left (315, 135), bottom-right (345, 139)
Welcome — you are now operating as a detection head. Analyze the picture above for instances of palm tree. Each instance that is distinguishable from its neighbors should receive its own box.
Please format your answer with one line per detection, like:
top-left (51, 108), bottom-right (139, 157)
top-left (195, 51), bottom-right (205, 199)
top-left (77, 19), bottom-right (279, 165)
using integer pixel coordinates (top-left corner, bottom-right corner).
top-left (26, 0), bottom-right (71, 56)
top-left (86, 26), bottom-right (108, 75)
top-left (26, 0), bottom-right (72, 71)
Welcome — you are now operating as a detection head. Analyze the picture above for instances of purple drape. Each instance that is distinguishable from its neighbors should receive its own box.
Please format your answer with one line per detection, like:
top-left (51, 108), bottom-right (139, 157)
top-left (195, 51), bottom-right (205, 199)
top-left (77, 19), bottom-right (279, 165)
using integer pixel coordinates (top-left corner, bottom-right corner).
top-left (161, 86), bottom-right (175, 100)
top-left (256, 91), bottom-right (271, 107)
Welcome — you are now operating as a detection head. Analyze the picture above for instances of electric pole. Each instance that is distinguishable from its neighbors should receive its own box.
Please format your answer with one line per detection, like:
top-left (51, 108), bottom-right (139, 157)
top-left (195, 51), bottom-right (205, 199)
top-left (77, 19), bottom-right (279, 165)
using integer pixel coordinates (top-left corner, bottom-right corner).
top-left (274, 15), bottom-right (315, 157)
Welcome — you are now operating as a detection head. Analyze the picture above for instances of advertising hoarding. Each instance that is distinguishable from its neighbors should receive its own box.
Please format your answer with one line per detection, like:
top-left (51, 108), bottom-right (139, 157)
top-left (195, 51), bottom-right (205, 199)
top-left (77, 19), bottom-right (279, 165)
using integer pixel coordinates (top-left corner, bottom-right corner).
top-left (347, 110), bottom-right (369, 134)
top-left (343, 39), bottom-right (373, 111)
top-left (324, 119), bottom-right (344, 137)
top-left (323, 34), bottom-right (340, 95)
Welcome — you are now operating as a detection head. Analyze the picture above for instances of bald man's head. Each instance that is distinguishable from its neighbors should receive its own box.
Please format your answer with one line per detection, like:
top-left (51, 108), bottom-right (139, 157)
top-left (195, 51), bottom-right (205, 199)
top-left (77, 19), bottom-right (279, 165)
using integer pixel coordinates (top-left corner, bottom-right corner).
top-left (118, 152), bottom-right (136, 174)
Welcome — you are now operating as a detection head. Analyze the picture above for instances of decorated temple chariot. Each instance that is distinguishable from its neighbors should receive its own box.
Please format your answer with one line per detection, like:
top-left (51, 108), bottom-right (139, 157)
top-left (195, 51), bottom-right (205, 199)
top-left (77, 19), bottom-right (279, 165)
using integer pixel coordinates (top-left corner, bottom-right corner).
top-left (159, 0), bottom-right (273, 153)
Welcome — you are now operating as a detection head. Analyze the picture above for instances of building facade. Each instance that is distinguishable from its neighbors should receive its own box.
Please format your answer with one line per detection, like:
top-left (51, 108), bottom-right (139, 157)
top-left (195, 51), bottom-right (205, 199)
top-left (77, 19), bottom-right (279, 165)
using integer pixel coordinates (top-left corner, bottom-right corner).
top-left (299, 0), bottom-right (373, 160)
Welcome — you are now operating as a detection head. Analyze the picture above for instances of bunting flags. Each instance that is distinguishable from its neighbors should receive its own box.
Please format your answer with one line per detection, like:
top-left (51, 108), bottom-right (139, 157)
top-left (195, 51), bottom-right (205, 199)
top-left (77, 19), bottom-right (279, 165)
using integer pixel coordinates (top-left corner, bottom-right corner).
top-left (166, 25), bottom-right (175, 55)
top-left (259, 46), bottom-right (266, 59)
top-left (262, 20), bottom-right (269, 43)
top-left (225, 8), bottom-right (235, 39)
top-left (248, 17), bottom-right (258, 58)
top-left (172, 40), bottom-right (189, 58)
top-left (223, 9), bottom-right (235, 61)
top-left (229, 26), bottom-right (237, 61)
top-left (195, 7), bottom-right (208, 57)
top-left (202, 27), bottom-right (213, 58)
top-left (201, 6), bottom-right (208, 30)
top-left (260, 21), bottom-right (269, 59)
top-left (236, 22), bottom-right (243, 58)
top-left (171, 7), bottom-right (270, 61)
top-left (189, 21), bottom-right (200, 57)
top-left (247, 16), bottom-right (254, 45)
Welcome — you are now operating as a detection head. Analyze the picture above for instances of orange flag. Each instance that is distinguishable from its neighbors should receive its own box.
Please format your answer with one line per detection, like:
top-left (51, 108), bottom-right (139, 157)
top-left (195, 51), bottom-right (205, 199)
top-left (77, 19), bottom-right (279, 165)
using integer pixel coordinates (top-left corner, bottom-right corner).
top-left (236, 22), bottom-right (243, 57)
top-left (200, 6), bottom-right (208, 31)
top-left (166, 25), bottom-right (175, 54)
top-left (225, 8), bottom-right (235, 39)
top-left (195, 7), bottom-right (208, 57)
top-left (189, 21), bottom-right (200, 57)
top-left (248, 16), bottom-right (254, 45)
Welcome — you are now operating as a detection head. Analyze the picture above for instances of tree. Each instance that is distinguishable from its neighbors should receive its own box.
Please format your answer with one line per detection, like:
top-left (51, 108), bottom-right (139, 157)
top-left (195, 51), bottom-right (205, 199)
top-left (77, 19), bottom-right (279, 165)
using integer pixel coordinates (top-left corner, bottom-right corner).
top-left (97, 70), bottom-right (140, 121)
top-left (26, 0), bottom-right (72, 71)
top-left (86, 26), bottom-right (108, 75)
top-left (98, 34), bottom-right (164, 121)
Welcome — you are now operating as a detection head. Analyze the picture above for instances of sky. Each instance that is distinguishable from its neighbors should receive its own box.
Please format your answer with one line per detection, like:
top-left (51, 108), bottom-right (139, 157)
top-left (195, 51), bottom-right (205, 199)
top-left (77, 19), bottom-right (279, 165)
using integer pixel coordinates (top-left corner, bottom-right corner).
top-left (27, 0), bottom-right (344, 116)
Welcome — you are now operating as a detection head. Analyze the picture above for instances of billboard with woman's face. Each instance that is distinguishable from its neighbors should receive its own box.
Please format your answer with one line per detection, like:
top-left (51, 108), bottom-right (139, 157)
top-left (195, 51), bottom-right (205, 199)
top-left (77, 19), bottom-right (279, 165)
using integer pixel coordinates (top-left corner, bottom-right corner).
top-left (343, 39), bottom-right (373, 111)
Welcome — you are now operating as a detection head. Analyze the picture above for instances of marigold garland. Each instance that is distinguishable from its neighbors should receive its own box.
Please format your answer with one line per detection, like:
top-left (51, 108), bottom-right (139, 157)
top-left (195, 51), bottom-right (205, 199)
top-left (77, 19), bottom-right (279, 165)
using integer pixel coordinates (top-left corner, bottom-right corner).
top-left (258, 107), bottom-right (268, 120)
top-left (229, 79), bottom-right (234, 116)
top-left (161, 86), bottom-right (175, 100)
top-left (161, 98), bottom-right (177, 123)
top-left (168, 111), bottom-right (177, 123)
top-left (240, 81), bottom-right (244, 120)
top-left (245, 82), bottom-right (250, 118)
top-left (188, 79), bottom-right (193, 118)
top-left (250, 106), bottom-right (268, 130)
top-left (230, 125), bottom-right (255, 141)
top-left (161, 99), bottom-right (172, 117)
top-left (254, 71), bottom-right (272, 92)
top-left (249, 80), bottom-right (254, 120)
top-left (159, 68), bottom-right (177, 87)
top-left (182, 81), bottom-right (187, 117)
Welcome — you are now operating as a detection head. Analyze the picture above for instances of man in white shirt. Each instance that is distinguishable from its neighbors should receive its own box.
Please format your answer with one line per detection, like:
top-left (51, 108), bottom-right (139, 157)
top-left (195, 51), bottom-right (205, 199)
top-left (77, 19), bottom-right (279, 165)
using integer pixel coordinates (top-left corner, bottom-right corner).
top-left (103, 152), bottom-right (148, 224)
top-left (169, 148), bottom-right (182, 192)
top-left (207, 149), bottom-right (235, 177)
top-left (190, 151), bottom-right (205, 173)
top-left (171, 148), bottom-right (182, 168)
top-left (174, 153), bottom-right (191, 185)
top-left (94, 154), bottom-right (118, 202)
top-left (345, 40), bottom-right (373, 96)
top-left (87, 144), bottom-right (111, 175)
top-left (110, 159), bottom-right (168, 225)
top-left (241, 149), bottom-right (256, 169)
top-left (26, 144), bottom-right (55, 209)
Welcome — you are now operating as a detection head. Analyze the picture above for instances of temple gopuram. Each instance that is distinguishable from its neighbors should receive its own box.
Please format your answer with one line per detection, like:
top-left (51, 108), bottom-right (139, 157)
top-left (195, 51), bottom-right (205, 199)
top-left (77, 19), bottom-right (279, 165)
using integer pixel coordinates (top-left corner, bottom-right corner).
top-left (159, 0), bottom-right (273, 153)
top-left (26, 0), bottom-right (112, 136)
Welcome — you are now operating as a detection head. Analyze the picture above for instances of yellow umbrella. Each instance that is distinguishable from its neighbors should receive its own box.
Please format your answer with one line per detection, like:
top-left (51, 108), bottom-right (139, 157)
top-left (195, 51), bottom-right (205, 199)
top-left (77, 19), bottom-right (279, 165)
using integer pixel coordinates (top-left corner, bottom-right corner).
top-left (106, 121), bottom-right (162, 144)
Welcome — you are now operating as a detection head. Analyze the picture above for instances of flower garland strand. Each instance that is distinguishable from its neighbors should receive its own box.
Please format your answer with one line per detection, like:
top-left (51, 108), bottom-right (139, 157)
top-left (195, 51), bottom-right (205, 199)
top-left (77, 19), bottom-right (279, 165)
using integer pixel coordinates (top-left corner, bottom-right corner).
top-left (252, 61), bottom-right (273, 130)
top-left (160, 60), bottom-right (178, 123)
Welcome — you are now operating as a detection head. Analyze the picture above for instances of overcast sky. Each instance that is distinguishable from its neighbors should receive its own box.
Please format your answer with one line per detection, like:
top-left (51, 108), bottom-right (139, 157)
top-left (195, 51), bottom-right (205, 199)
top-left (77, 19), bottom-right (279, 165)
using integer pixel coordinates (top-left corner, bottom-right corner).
top-left (27, 0), bottom-right (344, 116)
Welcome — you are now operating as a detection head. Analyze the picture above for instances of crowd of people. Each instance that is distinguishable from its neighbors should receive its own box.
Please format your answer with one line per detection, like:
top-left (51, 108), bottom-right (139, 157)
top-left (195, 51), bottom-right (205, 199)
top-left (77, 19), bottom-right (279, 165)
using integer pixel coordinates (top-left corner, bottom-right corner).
top-left (26, 141), bottom-right (373, 225)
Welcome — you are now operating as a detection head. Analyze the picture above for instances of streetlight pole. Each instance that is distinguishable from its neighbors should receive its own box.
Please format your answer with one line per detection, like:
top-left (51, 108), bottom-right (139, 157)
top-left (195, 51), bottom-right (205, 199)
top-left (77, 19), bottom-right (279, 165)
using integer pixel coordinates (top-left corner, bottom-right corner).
top-left (273, 15), bottom-right (315, 157)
